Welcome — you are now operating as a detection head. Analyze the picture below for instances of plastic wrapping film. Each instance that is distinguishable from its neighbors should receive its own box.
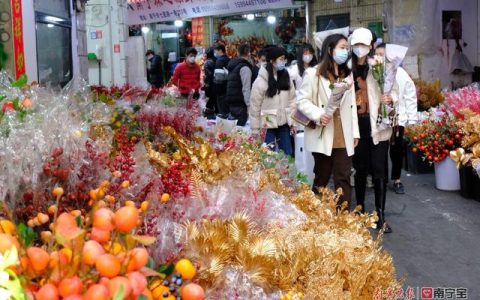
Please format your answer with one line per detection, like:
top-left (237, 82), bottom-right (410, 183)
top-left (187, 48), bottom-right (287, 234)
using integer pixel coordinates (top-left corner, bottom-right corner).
top-left (385, 0), bottom-right (439, 56)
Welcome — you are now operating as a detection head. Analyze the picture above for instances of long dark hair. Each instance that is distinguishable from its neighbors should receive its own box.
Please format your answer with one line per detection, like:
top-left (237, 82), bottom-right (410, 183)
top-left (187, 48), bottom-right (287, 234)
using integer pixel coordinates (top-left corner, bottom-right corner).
top-left (297, 43), bottom-right (318, 77)
top-left (266, 62), bottom-right (291, 98)
top-left (317, 34), bottom-right (351, 81)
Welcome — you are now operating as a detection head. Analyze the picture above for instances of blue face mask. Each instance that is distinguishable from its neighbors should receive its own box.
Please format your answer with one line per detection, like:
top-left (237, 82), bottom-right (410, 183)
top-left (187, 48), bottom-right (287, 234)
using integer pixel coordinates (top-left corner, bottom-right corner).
top-left (333, 48), bottom-right (349, 64)
top-left (275, 61), bottom-right (286, 71)
top-left (214, 52), bottom-right (221, 58)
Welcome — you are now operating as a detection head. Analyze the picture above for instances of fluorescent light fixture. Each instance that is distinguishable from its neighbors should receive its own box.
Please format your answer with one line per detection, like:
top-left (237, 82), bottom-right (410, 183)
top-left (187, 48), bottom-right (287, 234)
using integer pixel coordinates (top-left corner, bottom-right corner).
top-left (267, 15), bottom-right (276, 24)
top-left (174, 20), bottom-right (184, 27)
top-left (161, 32), bottom-right (179, 39)
top-left (45, 16), bottom-right (63, 22)
top-left (246, 14), bottom-right (255, 21)
top-left (141, 26), bottom-right (150, 34)
top-left (334, 0), bottom-right (343, 2)
top-left (47, 24), bottom-right (54, 28)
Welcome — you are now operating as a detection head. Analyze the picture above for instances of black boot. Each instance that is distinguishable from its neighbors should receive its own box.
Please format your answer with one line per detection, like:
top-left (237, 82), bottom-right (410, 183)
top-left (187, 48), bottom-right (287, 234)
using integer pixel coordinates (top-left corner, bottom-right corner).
top-left (354, 175), bottom-right (367, 213)
top-left (374, 179), bottom-right (392, 233)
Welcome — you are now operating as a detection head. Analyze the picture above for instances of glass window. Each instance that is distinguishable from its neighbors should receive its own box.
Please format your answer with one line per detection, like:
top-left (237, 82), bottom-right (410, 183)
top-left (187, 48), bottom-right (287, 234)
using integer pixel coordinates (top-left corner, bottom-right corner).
top-left (34, 0), bottom-right (70, 19)
top-left (36, 22), bottom-right (72, 86)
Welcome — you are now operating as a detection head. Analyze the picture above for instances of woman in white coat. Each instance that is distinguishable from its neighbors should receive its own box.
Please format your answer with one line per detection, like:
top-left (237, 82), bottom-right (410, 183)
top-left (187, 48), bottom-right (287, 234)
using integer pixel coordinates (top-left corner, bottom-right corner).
top-left (250, 46), bottom-right (296, 156)
top-left (297, 34), bottom-right (360, 209)
top-left (288, 43), bottom-right (318, 94)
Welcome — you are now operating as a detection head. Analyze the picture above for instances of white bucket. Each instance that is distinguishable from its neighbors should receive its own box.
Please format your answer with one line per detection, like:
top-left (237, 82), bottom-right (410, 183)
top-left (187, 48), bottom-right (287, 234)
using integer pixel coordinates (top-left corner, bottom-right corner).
top-left (434, 157), bottom-right (461, 191)
top-left (294, 132), bottom-right (315, 185)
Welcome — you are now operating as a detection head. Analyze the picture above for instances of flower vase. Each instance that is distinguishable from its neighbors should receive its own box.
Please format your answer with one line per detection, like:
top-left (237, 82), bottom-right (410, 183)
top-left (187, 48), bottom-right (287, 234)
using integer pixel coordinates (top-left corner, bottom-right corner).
top-left (434, 157), bottom-right (461, 191)
top-left (459, 166), bottom-right (480, 201)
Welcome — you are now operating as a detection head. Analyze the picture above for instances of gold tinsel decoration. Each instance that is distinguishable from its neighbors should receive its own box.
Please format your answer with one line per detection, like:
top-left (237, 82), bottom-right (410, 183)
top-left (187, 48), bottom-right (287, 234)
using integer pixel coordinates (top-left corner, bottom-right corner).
top-left (145, 126), bottom-right (260, 184)
top-left (183, 189), bottom-right (401, 299)
top-left (451, 109), bottom-right (480, 168)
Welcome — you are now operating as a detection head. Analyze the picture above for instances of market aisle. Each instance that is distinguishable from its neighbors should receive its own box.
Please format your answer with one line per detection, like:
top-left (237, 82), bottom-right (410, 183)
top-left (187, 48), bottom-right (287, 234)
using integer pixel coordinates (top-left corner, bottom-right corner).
top-left (371, 172), bottom-right (480, 299)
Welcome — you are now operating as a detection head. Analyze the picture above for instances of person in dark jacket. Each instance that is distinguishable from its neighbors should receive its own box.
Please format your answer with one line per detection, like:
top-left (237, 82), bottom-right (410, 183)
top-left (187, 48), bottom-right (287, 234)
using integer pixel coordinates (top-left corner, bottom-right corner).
top-left (225, 44), bottom-right (253, 126)
top-left (145, 50), bottom-right (164, 87)
top-left (203, 47), bottom-right (217, 118)
top-left (213, 44), bottom-right (230, 117)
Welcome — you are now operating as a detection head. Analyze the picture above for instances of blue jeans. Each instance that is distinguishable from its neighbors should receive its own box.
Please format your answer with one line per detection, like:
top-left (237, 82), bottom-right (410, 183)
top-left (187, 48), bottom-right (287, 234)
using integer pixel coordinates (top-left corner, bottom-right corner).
top-left (265, 124), bottom-right (293, 156)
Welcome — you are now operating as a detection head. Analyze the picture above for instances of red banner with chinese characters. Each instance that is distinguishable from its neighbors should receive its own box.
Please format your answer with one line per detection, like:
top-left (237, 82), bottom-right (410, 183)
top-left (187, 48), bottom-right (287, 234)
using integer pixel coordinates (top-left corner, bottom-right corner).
top-left (11, 0), bottom-right (24, 79)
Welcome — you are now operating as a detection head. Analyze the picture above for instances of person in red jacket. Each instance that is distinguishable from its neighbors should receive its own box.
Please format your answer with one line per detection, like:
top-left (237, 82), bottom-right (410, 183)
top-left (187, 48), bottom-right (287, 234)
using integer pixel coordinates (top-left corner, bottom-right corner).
top-left (171, 47), bottom-right (201, 97)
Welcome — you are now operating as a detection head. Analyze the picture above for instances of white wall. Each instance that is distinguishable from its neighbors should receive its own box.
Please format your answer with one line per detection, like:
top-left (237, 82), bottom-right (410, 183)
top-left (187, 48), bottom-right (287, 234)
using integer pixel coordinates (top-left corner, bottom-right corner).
top-left (22, 0), bottom-right (37, 82)
top-left (418, 0), bottom-right (478, 88)
top-left (85, 0), bottom-right (128, 86)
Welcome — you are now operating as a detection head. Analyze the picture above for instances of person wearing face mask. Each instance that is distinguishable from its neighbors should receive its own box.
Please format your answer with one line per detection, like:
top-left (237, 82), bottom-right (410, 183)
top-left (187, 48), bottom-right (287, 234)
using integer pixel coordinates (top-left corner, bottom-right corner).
top-left (203, 47), bottom-right (217, 118)
top-left (375, 43), bottom-right (418, 195)
top-left (296, 34), bottom-right (359, 209)
top-left (213, 44), bottom-right (231, 117)
top-left (350, 28), bottom-right (399, 233)
top-left (145, 50), bottom-right (164, 88)
top-left (288, 44), bottom-right (318, 95)
top-left (170, 47), bottom-right (201, 97)
top-left (225, 44), bottom-right (253, 126)
top-left (250, 46), bottom-right (296, 156)
top-left (252, 49), bottom-right (268, 84)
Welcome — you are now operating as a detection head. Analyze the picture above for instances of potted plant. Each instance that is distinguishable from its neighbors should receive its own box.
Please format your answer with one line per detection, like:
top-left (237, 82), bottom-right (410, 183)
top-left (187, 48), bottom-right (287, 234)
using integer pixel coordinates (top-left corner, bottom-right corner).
top-left (406, 107), bottom-right (462, 191)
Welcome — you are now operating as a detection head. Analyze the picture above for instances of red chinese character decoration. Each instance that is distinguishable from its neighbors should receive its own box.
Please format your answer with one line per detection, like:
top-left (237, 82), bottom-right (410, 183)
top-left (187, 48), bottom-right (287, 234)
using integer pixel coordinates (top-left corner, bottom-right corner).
top-left (11, 0), bottom-right (24, 79)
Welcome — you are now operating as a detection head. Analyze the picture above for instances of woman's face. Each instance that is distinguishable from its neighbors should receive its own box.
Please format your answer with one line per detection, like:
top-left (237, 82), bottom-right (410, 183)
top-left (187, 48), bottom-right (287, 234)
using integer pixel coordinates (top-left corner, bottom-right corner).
top-left (333, 39), bottom-right (348, 56)
top-left (303, 48), bottom-right (312, 56)
top-left (273, 55), bottom-right (286, 71)
top-left (352, 43), bottom-right (371, 58)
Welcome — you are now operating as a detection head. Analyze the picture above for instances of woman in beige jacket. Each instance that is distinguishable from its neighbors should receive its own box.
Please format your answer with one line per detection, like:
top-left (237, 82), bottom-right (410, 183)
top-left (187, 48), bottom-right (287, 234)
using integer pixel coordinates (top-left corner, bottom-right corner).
top-left (250, 47), bottom-right (296, 156)
top-left (297, 34), bottom-right (360, 208)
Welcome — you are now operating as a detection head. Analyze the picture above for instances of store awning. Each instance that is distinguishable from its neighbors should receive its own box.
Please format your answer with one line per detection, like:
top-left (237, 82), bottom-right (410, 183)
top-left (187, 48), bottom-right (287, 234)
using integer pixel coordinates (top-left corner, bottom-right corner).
top-left (127, 0), bottom-right (294, 25)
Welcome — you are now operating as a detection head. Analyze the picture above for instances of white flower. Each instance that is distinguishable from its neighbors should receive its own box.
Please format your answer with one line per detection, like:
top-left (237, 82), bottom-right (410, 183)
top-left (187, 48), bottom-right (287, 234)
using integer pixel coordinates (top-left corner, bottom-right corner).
top-left (0, 247), bottom-right (18, 272)
top-left (0, 287), bottom-right (12, 300)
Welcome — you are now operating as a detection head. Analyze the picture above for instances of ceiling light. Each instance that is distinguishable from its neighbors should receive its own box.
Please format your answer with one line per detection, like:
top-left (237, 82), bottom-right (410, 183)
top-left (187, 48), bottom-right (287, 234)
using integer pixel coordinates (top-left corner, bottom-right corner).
top-left (267, 15), bottom-right (276, 24)
top-left (246, 14), bottom-right (255, 21)
top-left (141, 26), bottom-right (150, 34)
top-left (174, 20), bottom-right (184, 27)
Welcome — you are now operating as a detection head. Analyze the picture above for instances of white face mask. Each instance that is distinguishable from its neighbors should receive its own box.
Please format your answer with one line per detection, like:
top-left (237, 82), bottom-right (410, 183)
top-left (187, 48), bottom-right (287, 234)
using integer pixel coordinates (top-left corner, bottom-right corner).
top-left (302, 54), bottom-right (313, 64)
top-left (353, 46), bottom-right (370, 58)
top-left (187, 56), bottom-right (195, 63)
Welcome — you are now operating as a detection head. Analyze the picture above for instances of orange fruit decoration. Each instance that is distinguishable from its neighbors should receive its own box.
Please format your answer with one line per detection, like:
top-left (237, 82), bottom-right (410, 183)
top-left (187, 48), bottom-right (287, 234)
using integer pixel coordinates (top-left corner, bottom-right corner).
top-left (27, 247), bottom-right (49, 272)
top-left (140, 201), bottom-right (149, 211)
top-left (62, 295), bottom-right (82, 300)
top-left (58, 276), bottom-right (83, 297)
top-left (48, 205), bottom-right (57, 215)
top-left (55, 212), bottom-right (77, 228)
top-left (181, 283), bottom-right (205, 300)
top-left (0, 233), bottom-right (20, 254)
top-left (52, 187), bottom-right (64, 197)
top-left (160, 193), bottom-right (170, 202)
top-left (36, 283), bottom-right (59, 300)
top-left (127, 247), bottom-right (149, 272)
top-left (108, 276), bottom-right (132, 298)
top-left (114, 206), bottom-right (139, 233)
top-left (127, 271), bottom-right (147, 296)
top-left (83, 240), bottom-right (105, 265)
top-left (84, 284), bottom-right (110, 300)
top-left (96, 253), bottom-right (121, 278)
top-left (93, 208), bottom-right (114, 231)
top-left (121, 180), bottom-right (130, 189)
top-left (91, 227), bottom-right (111, 243)
top-left (175, 258), bottom-right (196, 280)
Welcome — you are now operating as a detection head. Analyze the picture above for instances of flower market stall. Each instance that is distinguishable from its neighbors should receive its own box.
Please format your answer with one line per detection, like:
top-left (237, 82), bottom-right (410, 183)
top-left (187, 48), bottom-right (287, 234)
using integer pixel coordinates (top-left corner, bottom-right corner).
top-left (0, 72), bottom-right (400, 299)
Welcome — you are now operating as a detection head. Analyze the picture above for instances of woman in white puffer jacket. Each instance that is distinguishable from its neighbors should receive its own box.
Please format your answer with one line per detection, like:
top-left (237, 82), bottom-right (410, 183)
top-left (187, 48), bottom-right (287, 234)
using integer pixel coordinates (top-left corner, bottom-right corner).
top-left (250, 46), bottom-right (296, 156)
top-left (288, 43), bottom-right (318, 95)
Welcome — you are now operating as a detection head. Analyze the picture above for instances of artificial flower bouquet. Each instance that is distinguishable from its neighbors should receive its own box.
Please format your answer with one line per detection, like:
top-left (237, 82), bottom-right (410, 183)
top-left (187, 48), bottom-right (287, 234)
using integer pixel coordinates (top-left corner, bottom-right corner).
top-left (443, 83), bottom-right (480, 119)
top-left (414, 79), bottom-right (444, 111)
top-left (405, 106), bottom-right (462, 163)
top-left (449, 109), bottom-right (480, 177)
top-left (369, 44), bottom-right (408, 130)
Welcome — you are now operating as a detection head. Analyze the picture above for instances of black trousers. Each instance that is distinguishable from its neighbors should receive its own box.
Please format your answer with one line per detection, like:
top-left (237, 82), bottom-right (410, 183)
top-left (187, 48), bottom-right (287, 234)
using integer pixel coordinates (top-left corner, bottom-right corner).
top-left (228, 104), bottom-right (248, 126)
top-left (353, 138), bottom-right (389, 206)
top-left (312, 149), bottom-right (353, 209)
top-left (390, 126), bottom-right (405, 180)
